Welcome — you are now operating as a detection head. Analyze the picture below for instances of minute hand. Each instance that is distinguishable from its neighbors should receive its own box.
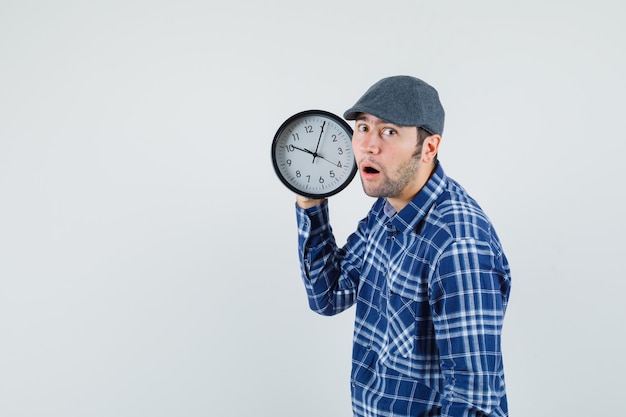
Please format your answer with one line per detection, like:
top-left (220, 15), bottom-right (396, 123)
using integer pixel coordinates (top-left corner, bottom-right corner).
top-left (312, 121), bottom-right (326, 162)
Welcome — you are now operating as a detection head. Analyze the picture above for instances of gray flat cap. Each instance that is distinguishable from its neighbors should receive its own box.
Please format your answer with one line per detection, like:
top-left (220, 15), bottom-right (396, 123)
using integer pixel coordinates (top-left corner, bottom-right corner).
top-left (343, 75), bottom-right (445, 135)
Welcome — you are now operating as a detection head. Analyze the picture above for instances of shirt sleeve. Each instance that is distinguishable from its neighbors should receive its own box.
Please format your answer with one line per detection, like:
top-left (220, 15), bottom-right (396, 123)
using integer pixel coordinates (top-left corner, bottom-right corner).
top-left (430, 237), bottom-right (510, 417)
top-left (296, 200), bottom-right (364, 316)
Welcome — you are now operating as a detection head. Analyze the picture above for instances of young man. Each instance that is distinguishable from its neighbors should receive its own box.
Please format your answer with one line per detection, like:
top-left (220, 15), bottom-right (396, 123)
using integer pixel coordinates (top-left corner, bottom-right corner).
top-left (295, 76), bottom-right (511, 417)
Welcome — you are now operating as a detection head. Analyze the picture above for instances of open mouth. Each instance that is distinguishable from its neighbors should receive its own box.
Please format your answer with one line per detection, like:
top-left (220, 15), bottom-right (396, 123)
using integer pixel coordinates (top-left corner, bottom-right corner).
top-left (360, 161), bottom-right (381, 178)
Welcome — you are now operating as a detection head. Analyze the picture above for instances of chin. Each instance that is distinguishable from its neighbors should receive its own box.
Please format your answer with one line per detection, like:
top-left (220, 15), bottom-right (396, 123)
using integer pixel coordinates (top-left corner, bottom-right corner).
top-left (361, 185), bottom-right (383, 199)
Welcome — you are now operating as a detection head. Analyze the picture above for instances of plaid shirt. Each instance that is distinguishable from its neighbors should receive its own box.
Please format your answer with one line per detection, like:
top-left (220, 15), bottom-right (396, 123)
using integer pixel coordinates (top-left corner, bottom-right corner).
top-left (296, 163), bottom-right (511, 417)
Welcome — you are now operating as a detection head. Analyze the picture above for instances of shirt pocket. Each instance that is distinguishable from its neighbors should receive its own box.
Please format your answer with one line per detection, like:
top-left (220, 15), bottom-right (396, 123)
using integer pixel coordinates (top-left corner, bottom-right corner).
top-left (385, 289), bottom-right (416, 357)
top-left (381, 273), bottom-right (435, 379)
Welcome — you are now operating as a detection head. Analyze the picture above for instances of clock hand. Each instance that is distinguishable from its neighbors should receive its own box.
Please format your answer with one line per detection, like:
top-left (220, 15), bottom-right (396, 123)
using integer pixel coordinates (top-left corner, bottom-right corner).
top-left (291, 144), bottom-right (339, 167)
top-left (312, 121), bottom-right (326, 162)
top-left (290, 145), bottom-right (315, 155)
top-left (291, 144), bottom-right (323, 164)
top-left (315, 153), bottom-right (341, 167)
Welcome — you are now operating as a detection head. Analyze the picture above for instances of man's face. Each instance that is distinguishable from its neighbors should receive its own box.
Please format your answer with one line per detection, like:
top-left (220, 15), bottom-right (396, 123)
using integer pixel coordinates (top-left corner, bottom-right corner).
top-left (352, 113), bottom-right (423, 203)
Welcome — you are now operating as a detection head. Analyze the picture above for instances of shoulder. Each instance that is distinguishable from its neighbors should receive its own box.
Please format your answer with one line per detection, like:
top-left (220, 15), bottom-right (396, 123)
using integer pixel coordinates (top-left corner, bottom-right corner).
top-left (425, 175), bottom-right (497, 248)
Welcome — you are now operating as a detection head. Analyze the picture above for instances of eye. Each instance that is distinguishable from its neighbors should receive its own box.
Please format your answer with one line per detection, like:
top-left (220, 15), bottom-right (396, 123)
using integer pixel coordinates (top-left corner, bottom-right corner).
top-left (381, 127), bottom-right (396, 136)
top-left (357, 124), bottom-right (368, 132)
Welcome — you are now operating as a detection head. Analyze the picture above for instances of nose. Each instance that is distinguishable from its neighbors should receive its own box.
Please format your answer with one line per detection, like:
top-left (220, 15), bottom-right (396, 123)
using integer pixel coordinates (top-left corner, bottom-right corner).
top-left (358, 130), bottom-right (380, 154)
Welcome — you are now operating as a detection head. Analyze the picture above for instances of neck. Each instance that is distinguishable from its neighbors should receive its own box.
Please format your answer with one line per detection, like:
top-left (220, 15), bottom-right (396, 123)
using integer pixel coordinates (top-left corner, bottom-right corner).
top-left (386, 161), bottom-right (436, 212)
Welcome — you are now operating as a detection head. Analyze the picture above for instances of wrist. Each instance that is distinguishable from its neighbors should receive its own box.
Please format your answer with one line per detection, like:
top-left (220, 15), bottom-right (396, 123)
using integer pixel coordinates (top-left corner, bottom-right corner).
top-left (296, 195), bottom-right (326, 209)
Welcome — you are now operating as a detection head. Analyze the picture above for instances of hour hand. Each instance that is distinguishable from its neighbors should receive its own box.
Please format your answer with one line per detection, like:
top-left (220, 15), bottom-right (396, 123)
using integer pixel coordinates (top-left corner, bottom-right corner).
top-left (290, 145), bottom-right (315, 155)
top-left (291, 145), bottom-right (339, 167)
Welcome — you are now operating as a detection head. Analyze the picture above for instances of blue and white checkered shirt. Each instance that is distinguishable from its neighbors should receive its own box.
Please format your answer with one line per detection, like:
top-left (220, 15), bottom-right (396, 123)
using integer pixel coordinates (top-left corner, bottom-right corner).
top-left (296, 163), bottom-right (511, 417)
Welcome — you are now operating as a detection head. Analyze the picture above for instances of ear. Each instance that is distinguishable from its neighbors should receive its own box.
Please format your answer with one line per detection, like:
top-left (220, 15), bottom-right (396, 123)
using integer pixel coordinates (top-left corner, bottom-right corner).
top-left (422, 134), bottom-right (441, 163)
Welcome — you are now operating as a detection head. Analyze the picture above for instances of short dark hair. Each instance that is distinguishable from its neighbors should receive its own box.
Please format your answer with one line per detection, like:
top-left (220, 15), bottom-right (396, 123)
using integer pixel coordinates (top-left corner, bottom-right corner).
top-left (417, 127), bottom-right (431, 144)
top-left (413, 127), bottom-right (437, 160)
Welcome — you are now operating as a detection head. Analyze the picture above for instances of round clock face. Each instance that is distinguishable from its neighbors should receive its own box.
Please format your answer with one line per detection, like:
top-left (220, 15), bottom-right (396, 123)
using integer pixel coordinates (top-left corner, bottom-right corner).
top-left (271, 110), bottom-right (357, 199)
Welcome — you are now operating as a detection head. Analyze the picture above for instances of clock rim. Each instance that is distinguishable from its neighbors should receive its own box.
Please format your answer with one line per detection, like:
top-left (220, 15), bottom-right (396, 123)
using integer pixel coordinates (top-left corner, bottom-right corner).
top-left (271, 109), bottom-right (357, 199)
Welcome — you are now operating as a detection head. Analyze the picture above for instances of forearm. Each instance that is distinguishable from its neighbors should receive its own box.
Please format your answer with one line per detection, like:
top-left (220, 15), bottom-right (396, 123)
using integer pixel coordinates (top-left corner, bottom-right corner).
top-left (296, 201), bottom-right (358, 315)
top-left (436, 313), bottom-right (506, 417)
top-left (433, 239), bottom-right (510, 416)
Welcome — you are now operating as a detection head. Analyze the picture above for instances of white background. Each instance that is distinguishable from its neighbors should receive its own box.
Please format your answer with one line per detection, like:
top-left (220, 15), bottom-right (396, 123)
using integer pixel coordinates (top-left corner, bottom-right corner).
top-left (1, 1), bottom-right (625, 416)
